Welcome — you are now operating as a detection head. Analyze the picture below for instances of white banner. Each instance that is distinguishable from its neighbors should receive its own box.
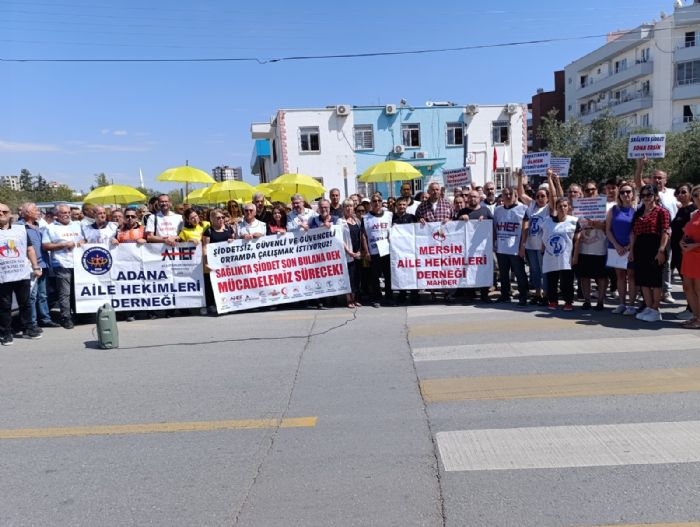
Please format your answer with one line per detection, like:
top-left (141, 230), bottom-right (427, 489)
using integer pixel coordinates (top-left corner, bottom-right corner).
top-left (628, 134), bottom-right (666, 159)
top-left (74, 243), bottom-right (205, 313)
top-left (390, 221), bottom-right (493, 290)
top-left (550, 157), bottom-right (571, 178)
top-left (442, 167), bottom-right (472, 187)
top-left (573, 196), bottom-right (608, 222)
top-left (207, 227), bottom-right (350, 313)
top-left (522, 152), bottom-right (551, 177)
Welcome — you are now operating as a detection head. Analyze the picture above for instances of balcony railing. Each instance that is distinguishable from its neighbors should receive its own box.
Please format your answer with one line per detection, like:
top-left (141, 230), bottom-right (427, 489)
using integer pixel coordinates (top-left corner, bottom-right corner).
top-left (578, 90), bottom-right (652, 118)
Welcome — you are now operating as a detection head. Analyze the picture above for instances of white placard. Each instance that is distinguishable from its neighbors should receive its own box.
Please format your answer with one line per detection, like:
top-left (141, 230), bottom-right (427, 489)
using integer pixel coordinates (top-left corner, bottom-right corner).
top-left (606, 248), bottom-right (629, 270)
top-left (572, 196), bottom-right (608, 222)
top-left (522, 152), bottom-right (551, 177)
top-left (550, 157), bottom-right (571, 178)
top-left (628, 134), bottom-right (666, 159)
top-left (442, 167), bottom-right (472, 187)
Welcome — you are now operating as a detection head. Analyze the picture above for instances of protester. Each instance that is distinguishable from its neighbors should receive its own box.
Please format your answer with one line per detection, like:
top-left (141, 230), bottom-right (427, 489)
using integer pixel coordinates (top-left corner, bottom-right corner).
top-left (452, 195), bottom-right (466, 219)
top-left (227, 200), bottom-right (243, 224)
top-left (336, 199), bottom-right (362, 308)
top-left (456, 190), bottom-right (494, 303)
top-left (415, 181), bottom-right (453, 223)
top-left (679, 185), bottom-right (700, 329)
top-left (145, 194), bottom-right (183, 246)
top-left (266, 205), bottom-right (288, 235)
top-left (178, 208), bottom-right (209, 244)
top-left (517, 170), bottom-right (549, 305)
top-left (83, 206), bottom-right (118, 244)
top-left (630, 184), bottom-right (671, 322)
top-left (386, 196), bottom-right (396, 213)
top-left (286, 194), bottom-right (316, 231)
top-left (577, 181), bottom-right (609, 311)
top-left (362, 192), bottom-right (393, 308)
top-left (238, 203), bottom-right (266, 239)
top-left (605, 182), bottom-right (637, 315)
top-left (399, 183), bottom-right (419, 214)
top-left (392, 196), bottom-right (419, 305)
top-left (540, 176), bottom-right (580, 311)
top-left (201, 209), bottom-right (236, 315)
top-left (671, 183), bottom-right (697, 321)
top-left (70, 208), bottom-right (82, 222)
top-left (252, 193), bottom-right (272, 224)
top-left (481, 182), bottom-right (498, 213)
top-left (115, 207), bottom-right (146, 244)
top-left (329, 188), bottom-right (343, 220)
top-left (18, 203), bottom-right (59, 329)
top-left (0, 202), bottom-right (43, 344)
top-left (309, 199), bottom-right (334, 228)
top-left (42, 204), bottom-right (85, 329)
top-left (493, 186), bottom-right (529, 306)
top-left (79, 203), bottom-right (95, 234)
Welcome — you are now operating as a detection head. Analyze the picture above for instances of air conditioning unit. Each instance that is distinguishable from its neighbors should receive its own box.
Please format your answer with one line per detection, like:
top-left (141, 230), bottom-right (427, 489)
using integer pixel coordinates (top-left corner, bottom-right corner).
top-left (335, 104), bottom-right (350, 116)
top-left (464, 104), bottom-right (479, 115)
top-left (393, 144), bottom-right (405, 154)
top-left (414, 151), bottom-right (428, 159)
top-left (385, 104), bottom-right (397, 115)
top-left (506, 103), bottom-right (519, 114)
top-left (425, 100), bottom-right (434, 107)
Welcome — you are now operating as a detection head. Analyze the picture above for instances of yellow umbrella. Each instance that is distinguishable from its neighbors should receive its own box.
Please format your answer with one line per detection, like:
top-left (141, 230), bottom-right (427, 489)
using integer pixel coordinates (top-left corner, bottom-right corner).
top-left (83, 184), bottom-right (146, 205)
top-left (359, 160), bottom-right (423, 197)
top-left (206, 180), bottom-right (256, 204)
top-left (156, 165), bottom-right (215, 185)
top-left (185, 186), bottom-right (212, 205)
top-left (268, 173), bottom-right (325, 202)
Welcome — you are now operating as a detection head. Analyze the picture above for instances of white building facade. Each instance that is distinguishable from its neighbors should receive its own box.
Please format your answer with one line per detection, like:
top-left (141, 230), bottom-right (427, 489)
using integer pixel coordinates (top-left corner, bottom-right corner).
top-left (565, 1), bottom-right (700, 133)
top-left (212, 165), bottom-right (242, 182)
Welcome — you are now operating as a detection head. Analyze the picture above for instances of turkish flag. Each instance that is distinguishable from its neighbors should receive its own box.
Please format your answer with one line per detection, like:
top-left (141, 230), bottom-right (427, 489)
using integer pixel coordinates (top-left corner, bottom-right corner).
top-left (492, 147), bottom-right (498, 172)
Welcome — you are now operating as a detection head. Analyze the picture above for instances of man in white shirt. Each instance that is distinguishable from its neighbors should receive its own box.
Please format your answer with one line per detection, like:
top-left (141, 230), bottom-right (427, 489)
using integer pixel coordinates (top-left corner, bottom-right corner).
top-left (286, 193), bottom-right (317, 232)
top-left (83, 206), bottom-right (118, 244)
top-left (145, 194), bottom-right (183, 246)
top-left (42, 204), bottom-right (85, 329)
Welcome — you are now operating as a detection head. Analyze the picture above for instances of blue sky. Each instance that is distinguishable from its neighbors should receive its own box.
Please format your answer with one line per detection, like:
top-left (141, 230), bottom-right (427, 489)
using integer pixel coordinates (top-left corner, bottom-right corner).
top-left (2, 1), bottom-right (665, 193)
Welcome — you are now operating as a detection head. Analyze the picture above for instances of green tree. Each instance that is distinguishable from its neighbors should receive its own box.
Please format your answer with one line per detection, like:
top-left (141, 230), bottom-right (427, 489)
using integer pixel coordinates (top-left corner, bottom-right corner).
top-left (34, 174), bottom-right (49, 192)
top-left (92, 172), bottom-right (110, 190)
top-left (19, 168), bottom-right (33, 191)
top-left (658, 122), bottom-right (700, 186)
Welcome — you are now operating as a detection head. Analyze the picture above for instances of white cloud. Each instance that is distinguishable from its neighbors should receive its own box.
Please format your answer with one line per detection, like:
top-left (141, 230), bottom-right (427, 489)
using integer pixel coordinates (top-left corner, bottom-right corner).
top-left (0, 139), bottom-right (61, 152)
top-left (84, 143), bottom-right (151, 152)
top-left (101, 129), bottom-right (110, 135)
top-left (113, 130), bottom-right (128, 136)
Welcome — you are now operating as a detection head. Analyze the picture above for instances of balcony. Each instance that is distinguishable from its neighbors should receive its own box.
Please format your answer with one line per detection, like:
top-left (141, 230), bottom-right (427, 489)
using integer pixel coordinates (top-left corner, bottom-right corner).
top-left (576, 61), bottom-right (653, 99)
top-left (675, 39), bottom-right (700, 62)
top-left (251, 122), bottom-right (272, 139)
top-left (675, 4), bottom-right (700, 27)
top-left (578, 91), bottom-right (653, 123)
top-left (672, 116), bottom-right (700, 132)
top-left (673, 80), bottom-right (700, 100)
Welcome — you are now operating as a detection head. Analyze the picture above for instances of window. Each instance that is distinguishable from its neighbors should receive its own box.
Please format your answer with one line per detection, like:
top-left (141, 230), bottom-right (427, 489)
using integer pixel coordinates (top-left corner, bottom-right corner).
top-left (677, 60), bottom-right (700, 86)
top-left (446, 122), bottom-right (464, 146)
top-left (640, 114), bottom-right (650, 127)
top-left (580, 75), bottom-right (588, 88)
top-left (299, 127), bottom-right (320, 152)
top-left (494, 168), bottom-right (510, 191)
top-left (491, 120), bottom-right (509, 143)
top-left (640, 48), bottom-right (650, 62)
top-left (614, 59), bottom-right (627, 74)
top-left (686, 31), bottom-right (696, 48)
top-left (683, 105), bottom-right (699, 123)
top-left (401, 123), bottom-right (420, 147)
top-left (353, 125), bottom-right (374, 150)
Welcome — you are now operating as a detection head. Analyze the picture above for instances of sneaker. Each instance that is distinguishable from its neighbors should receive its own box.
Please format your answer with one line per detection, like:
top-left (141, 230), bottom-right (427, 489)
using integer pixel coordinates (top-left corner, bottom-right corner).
top-left (1, 334), bottom-right (14, 346)
top-left (623, 306), bottom-right (637, 316)
top-left (662, 293), bottom-right (673, 303)
top-left (640, 308), bottom-right (662, 322)
top-left (582, 301), bottom-right (591, 310)
top-left (24, 327), bottom-right (42, 339)
top-left (636, 307), bottom-right (652, 320)
top-left (61, 319), bottom-right (74, 329)
top-left (677, 309), bottom-right (695, 321)
top-left (39, 320), bottom-right (61, 328)
top-left (613, 304), bottom-right (627, 314)
top-left (548, 301), bottom-right (558, 310)
top-left (563, 303), bottom-right (574, 311)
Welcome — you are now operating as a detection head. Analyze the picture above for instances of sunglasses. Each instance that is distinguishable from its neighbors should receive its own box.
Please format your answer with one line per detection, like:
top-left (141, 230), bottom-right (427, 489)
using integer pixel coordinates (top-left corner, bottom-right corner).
top-left (585, 188), bottom-right (596, 193)
top-left (678, 190), bottom-right (688, 195)
top-left (640, 193), bottom-right (653, 198)
top-left (125, 215), bottom-right (137, 219)
top-left (619, 190), bottom-right (633, 195)
top-left (371, 199), bottom-right (382, 203)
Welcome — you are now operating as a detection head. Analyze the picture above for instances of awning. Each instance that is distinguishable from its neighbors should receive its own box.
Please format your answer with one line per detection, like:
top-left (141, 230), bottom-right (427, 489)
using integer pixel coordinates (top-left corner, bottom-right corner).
top-left (405, 157), bottom-right (446, 174)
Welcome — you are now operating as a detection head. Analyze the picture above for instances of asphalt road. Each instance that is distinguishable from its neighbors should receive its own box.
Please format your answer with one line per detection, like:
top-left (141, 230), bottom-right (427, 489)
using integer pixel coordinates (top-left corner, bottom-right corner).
top-left (1, 293), bottom-right (699, 527)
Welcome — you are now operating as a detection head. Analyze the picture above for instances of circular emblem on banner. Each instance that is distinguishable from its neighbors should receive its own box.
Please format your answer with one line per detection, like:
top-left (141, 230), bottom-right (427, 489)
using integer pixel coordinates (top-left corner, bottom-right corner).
top-left (81, 246), bottom-right (112, 275)
top-left (432, 228), bottom-right (446, 242)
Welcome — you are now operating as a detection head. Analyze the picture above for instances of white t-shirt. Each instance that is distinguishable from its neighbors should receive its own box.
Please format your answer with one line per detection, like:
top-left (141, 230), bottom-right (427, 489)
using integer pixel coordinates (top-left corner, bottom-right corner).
top-left (145, 211), bottom-right (183, 238)
top-left (541, 215), bottom-right (579, 273)
top-left (405, 200), bottom-right (419, 215)
top-left (42, 220), bottom-right (84, 268)
top-left (286, 208), bottom-right (317, 231)
top-left (658, 188), bottom-right (678, 220)
top-left (237, 219), bottom-right (266, 238)
top-left (493, 203), bottom-right (527, 255)
top-left (578, 222), bottom-right (608, 256)
top-left (83, 222), bottom-right (117, 244)
top-left (0, 225), bottom-right (32, 283)
top-left (525, 202), bottom-right (548, 251)
top-left (363, 211), bottom-right (392, 256)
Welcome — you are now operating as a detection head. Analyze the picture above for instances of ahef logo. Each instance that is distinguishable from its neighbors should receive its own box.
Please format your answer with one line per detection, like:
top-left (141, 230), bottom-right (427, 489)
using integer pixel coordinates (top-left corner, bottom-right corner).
top-left (81, 246), bottom-right (112, 275)
top-left (546, 235), bottom-right (565, 256)
top-left (432, 227), bottom-right (446, 242)
top-left (161, 246), bottom-right (195, 261)
top-left (0, 240), bottom-right (20, 258)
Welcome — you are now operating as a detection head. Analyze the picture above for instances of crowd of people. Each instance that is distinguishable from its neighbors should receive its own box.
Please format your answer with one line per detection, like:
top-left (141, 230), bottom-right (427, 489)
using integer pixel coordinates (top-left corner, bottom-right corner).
top-left (1, 159), bottom-right (699, 346)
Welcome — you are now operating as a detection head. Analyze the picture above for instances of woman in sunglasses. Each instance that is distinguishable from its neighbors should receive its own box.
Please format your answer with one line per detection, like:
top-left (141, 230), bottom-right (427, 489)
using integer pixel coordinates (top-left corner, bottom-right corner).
top-left (671, 184), bottom-right (697, 321)
top-left (606, 182), bottom-right (637, 315)
top-left (629, 184), bottom-right (671, 322)
top-left (679, 185), bottom-right (700, 329)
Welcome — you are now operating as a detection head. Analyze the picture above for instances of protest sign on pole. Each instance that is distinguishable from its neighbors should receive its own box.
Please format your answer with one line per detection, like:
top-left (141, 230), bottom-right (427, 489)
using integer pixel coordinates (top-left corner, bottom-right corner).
top-left (390, 221), bottom-right (493, 290)
top-left (572, 196), bottom-right (608, 222)
top-left (627, 134), bottom-right (666, 159)
top-left (207, 227), bottom-right (350, 313)
top-left (522, 152), bottom-right (551, 177)
top-left (442, 167), bottom-right (472, 188)
top-left (550, 157), bottom-right (571, 178)
top-left (74, 243), bottom-right (205, 313)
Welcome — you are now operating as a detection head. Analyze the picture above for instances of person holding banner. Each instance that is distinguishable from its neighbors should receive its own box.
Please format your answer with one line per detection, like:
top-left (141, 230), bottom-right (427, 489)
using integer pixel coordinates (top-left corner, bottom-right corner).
top-left (362, 192), bottom-right (393, 308)
top-left (309, 199), bottom-right (334, 229)
top-left (629, 184), bottom-right (671, 322)
top-left (493, 187), bottom-right (529, 306)
top-left (238, 204), bottom-right (267, 239)
top-left (576, 181), bottom-right (609, 311)
top-left (266, 205), bottom-right (288, 235)
top-left (336, 199), bottom-right (362, 308)
top-left (145, 194), bottom-right (182, 247)
top-left (540, 180), bottom-right (580, 311)
top-left (606, 182), bottom-right (637, 316)
top-left (415, 181), bottom-right (453, 224)
top-left (287, 194), bottom-right (317, 232)
top-left (83, 206), bottom-right (118, 245)
top-left (518, 170), bottom-right (550, 305)
top-left (456, 190), bottom-right (494, 303)
top-left (671, 184), bottom-right (697, 321)
top-left (178, 208), bottom-right (209, 244)
top-left (0, 203), bottom-right (44, 345)
top-left (202, 209), bottom-right (236, 315)
top-left (679, 185), bottom-right (700, 328)
top-left (392, 197), bottom-right (420, 305)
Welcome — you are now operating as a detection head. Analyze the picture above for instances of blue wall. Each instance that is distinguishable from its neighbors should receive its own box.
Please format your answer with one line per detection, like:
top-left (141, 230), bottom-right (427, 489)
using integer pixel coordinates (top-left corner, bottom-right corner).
top-left (353, 106), bottom-right (467, 196)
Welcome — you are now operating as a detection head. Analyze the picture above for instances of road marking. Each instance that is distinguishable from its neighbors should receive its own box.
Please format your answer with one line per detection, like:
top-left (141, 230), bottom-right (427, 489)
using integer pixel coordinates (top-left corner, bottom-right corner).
top-left (413, 334), bottom-right (700, 362)
top-left (0, 416), bottom-right (317, 440)
top-left (409, 317), bottom-right (585, 337)
top-left (436, 420), bottom-right (700, 471)
top-left (420, 367), bottom-right (700, 403)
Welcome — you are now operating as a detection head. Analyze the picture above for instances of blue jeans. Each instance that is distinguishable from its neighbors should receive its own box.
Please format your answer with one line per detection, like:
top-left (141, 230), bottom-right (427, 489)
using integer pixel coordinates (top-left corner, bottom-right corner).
top-left (29, 271), bottom-right (53, 325)
top-left (496, 252), bottom-right (529, 300)
top-left (526, 248), bottom-right (547, 292)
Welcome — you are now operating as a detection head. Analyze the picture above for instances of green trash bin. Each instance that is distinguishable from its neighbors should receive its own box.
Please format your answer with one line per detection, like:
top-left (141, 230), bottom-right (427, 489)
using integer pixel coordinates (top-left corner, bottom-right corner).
top-left (96, 303), bottom-right (119, 349)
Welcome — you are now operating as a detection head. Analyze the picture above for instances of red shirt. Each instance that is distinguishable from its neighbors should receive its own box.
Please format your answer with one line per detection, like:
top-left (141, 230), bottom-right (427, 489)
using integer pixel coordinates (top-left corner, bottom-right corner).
top-left (632, 206), bottom-right (670, 236)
